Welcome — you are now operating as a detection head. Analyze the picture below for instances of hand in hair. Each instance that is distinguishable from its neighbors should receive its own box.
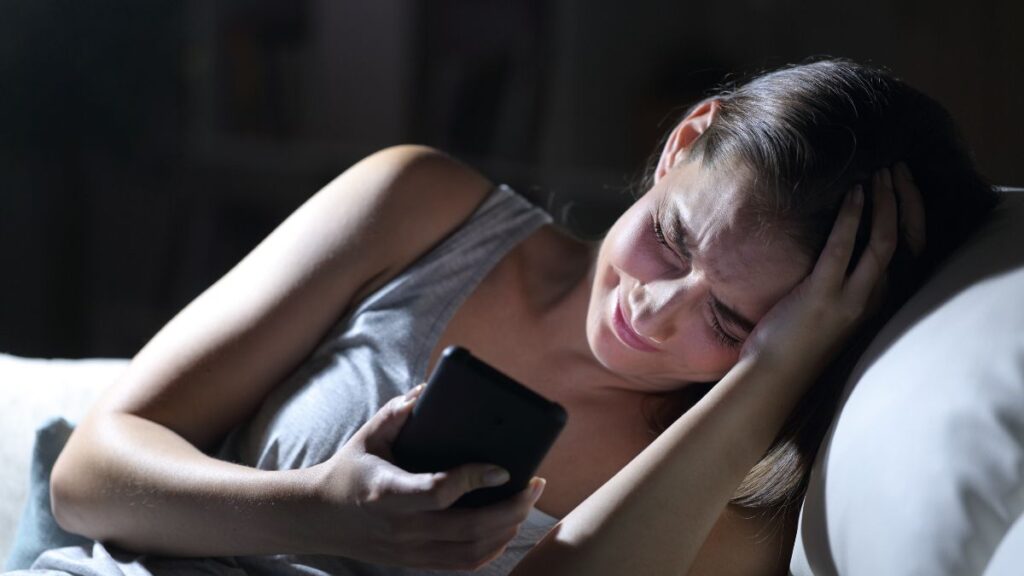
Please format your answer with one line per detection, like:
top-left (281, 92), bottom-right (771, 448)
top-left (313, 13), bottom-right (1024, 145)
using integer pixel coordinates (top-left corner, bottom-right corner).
top-left (738, 163), bottom-right (923, 380)
top-left (893, 162), bottom-right (926, 256)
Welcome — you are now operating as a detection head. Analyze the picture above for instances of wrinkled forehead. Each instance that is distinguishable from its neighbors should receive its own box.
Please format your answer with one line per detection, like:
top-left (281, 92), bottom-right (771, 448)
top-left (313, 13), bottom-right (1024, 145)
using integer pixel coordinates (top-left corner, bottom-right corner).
top-left (664, 157), bottom-right (764, 254)
top-left (665, 159), bottom-right (810, 310)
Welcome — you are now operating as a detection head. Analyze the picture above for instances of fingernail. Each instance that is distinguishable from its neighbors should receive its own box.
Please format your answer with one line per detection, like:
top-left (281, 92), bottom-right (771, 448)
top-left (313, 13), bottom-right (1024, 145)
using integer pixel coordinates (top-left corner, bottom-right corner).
top-left (531, 477), bottom-right (547, 499)
top-left (483, 467), bottom-right (510, 487)
top-left (400, 385), bottom-right (424, 408)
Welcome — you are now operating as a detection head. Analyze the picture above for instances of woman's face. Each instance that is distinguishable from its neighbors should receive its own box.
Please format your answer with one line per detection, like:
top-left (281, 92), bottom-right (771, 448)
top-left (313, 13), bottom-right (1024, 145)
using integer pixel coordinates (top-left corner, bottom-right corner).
top-left (586, 159), bottom-right (811, 392)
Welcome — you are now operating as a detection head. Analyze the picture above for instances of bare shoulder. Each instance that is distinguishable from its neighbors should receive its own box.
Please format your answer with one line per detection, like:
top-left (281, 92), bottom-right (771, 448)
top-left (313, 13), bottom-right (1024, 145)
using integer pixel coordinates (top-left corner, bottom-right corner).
top-left (88, 144), bottom-right (495, 451)
top-left (688, 503), bottom-right (800, 576)
top-left (340, 144), bottom-right (497, 305)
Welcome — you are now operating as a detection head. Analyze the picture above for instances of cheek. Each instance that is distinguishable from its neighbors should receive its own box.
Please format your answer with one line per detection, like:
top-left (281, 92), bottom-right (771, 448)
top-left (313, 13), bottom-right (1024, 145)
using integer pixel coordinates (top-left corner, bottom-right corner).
top-left (671, 291), bottom-right (747, 375)
top-left (669, 314), bottom-right (741, 378)
top-left (702, 341), bottom-right (742, 376)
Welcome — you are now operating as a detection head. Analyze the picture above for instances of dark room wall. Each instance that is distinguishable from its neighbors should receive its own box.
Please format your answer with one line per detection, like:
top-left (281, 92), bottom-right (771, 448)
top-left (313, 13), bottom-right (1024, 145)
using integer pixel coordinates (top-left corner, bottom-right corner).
top-left (1, 0), bottom-right (1021, 358)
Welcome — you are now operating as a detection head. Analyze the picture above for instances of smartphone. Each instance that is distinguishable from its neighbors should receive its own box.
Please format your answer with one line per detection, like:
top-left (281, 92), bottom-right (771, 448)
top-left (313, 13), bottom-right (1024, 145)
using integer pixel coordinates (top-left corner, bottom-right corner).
top-left (392, 345), bottom-right (568, 508)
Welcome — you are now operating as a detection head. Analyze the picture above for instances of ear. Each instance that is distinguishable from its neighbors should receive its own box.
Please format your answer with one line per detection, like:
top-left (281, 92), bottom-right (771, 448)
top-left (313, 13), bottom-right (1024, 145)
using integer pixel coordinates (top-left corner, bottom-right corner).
top-left (654, 99), bottom-right (721, 184)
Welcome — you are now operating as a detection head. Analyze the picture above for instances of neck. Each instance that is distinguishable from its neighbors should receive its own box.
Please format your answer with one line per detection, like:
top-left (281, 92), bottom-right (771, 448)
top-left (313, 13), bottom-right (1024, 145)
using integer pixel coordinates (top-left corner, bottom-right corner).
top-left (533, 240), bottom-right (599, 362)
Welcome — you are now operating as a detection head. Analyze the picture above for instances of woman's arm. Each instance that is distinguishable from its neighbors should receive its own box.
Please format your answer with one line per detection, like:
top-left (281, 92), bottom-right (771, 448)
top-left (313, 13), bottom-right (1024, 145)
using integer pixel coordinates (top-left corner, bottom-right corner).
top-left (49, 145), bottom-right (502, 557)
top-left (512, 169), bottom-right (905, 576)
top-left (513, 353), bottom-right (809, 576)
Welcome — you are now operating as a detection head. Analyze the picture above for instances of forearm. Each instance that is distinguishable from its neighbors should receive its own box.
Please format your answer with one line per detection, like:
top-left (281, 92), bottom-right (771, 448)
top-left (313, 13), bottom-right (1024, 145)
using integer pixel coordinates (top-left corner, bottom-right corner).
top-left (511, 355), bottom-right (810, 576)
top-left (51, 411), bottom-right (322, 557)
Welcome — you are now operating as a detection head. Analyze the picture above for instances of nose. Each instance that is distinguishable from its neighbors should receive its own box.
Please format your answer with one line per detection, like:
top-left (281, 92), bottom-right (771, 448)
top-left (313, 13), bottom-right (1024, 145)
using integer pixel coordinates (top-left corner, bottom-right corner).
top-left (626, 276), bottom-right (703, 344)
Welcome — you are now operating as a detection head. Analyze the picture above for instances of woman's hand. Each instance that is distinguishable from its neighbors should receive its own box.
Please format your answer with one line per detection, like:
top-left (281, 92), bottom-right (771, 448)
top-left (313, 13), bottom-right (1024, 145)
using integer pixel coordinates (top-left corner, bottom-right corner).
top-left (739, 163), bottom-right (924, 378)
top-left (302, 384), bottom-right (546, 571)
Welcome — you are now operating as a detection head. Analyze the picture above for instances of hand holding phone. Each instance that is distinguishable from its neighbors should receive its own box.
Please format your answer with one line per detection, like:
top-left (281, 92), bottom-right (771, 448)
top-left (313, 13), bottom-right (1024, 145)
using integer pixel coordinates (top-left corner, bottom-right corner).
top-left (305, 379), bottom-right (548, 569)
top-left (392, 346), bottom-right (568, 508)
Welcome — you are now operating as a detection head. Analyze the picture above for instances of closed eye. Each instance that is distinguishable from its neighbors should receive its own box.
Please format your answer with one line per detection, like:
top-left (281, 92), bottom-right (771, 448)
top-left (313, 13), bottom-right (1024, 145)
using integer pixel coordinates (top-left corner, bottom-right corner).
top-left (650, 208), bottom-right (682, 263)
top-left (707, 299), bottom-right (742, 349)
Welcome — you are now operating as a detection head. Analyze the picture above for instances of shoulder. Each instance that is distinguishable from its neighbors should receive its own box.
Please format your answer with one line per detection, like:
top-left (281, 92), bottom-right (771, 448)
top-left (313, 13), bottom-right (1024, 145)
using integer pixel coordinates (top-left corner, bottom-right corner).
top-left (340, 144), bottom-right (494, 225)
top-left (335, 145), bottom-right (497, 303)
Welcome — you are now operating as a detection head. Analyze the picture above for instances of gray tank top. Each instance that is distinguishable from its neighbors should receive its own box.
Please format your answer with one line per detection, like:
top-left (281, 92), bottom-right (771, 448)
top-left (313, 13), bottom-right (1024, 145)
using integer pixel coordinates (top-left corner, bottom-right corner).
top-left (27, 183), bottom-right (560, 576)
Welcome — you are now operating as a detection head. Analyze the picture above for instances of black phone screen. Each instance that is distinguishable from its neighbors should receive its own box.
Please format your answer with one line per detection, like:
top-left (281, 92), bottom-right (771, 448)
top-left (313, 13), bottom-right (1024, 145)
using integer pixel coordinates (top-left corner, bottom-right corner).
top-left (392, 345), bottom-right (568, 508)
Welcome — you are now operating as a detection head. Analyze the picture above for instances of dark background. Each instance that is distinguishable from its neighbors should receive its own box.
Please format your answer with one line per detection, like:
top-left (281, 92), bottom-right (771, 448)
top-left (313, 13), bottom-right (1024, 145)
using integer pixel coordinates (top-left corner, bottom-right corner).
top-left (2, 0), bottom-right (1021, 358)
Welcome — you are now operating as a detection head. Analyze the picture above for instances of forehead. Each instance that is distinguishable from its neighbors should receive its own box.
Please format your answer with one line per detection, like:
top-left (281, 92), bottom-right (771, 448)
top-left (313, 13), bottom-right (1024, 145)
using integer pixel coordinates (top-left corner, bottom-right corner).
top-left (660, 159), bottom-right (810, 316)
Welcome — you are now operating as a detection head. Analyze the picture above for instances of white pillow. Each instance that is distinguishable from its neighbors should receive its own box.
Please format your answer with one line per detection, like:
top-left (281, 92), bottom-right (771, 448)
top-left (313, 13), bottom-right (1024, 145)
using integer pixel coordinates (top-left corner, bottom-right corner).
top-left (982, 508), bottom-right (1024, 575)
top-left (0, 355), bottom-right (128, 564)
top-left (790, 191), bottom-right (1024, 575)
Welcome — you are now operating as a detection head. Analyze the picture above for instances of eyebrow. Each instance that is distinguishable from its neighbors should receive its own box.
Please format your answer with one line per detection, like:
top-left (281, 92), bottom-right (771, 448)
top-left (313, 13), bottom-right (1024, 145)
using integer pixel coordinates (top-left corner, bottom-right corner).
top-left (663, 200), bottom-right (757, 334)
top-left (661, 198), bottom-right (695, 261)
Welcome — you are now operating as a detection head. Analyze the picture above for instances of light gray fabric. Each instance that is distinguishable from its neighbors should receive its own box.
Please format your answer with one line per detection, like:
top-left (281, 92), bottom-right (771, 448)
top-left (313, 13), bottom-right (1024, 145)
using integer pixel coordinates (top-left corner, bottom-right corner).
top-left (21, 183), bottom-right (557, 576)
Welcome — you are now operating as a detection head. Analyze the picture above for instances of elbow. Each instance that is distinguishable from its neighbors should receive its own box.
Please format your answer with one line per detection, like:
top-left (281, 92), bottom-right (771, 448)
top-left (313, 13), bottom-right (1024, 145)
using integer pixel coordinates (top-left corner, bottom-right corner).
top-left (49, 429), bottom-right (112, 541)
top-left (49, 447), bottom-right (89, 536)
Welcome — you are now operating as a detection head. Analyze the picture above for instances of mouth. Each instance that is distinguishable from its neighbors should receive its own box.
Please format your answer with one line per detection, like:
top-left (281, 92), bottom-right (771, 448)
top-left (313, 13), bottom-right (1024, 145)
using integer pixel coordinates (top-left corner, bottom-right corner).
top-left (613, 291), bottom-right (659, 353)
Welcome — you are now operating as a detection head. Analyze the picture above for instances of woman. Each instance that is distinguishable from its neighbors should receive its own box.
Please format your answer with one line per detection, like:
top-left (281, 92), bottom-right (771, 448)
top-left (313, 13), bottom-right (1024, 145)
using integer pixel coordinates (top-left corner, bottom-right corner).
top-left (35, 58), bottom-right (997, 575)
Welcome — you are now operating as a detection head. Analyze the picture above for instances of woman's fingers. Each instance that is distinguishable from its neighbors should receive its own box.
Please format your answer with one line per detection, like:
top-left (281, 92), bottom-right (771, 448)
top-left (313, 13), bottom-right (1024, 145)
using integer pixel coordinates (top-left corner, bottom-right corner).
top-left (846, 167), bottom-right (898, 302)
top-left (421, 477), bottom-right (545, 542)
top-left (378, 461), bottom-right (509, 512)
top-left (393, 480), bottom-right (545, 570)
top-left (812, 164), bottom-right (903, 305)
top-left (893, 161), bottom-right (926, 256)
top-left (357, 384), bottom-right (425, 454)
top-left (811, 183), bottom-right (864, 292)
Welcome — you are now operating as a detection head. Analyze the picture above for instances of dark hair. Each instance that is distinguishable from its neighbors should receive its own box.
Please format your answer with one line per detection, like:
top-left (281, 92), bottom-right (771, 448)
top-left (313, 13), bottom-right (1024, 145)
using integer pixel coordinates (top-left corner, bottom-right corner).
top-left (636, 58), bottom-right (999, 518)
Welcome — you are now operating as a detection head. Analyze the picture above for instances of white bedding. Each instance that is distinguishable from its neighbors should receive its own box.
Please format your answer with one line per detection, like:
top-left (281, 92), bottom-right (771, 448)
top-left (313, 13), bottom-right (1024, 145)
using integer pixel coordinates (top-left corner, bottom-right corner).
top-left (0, 354), bottom-right (129, 563)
